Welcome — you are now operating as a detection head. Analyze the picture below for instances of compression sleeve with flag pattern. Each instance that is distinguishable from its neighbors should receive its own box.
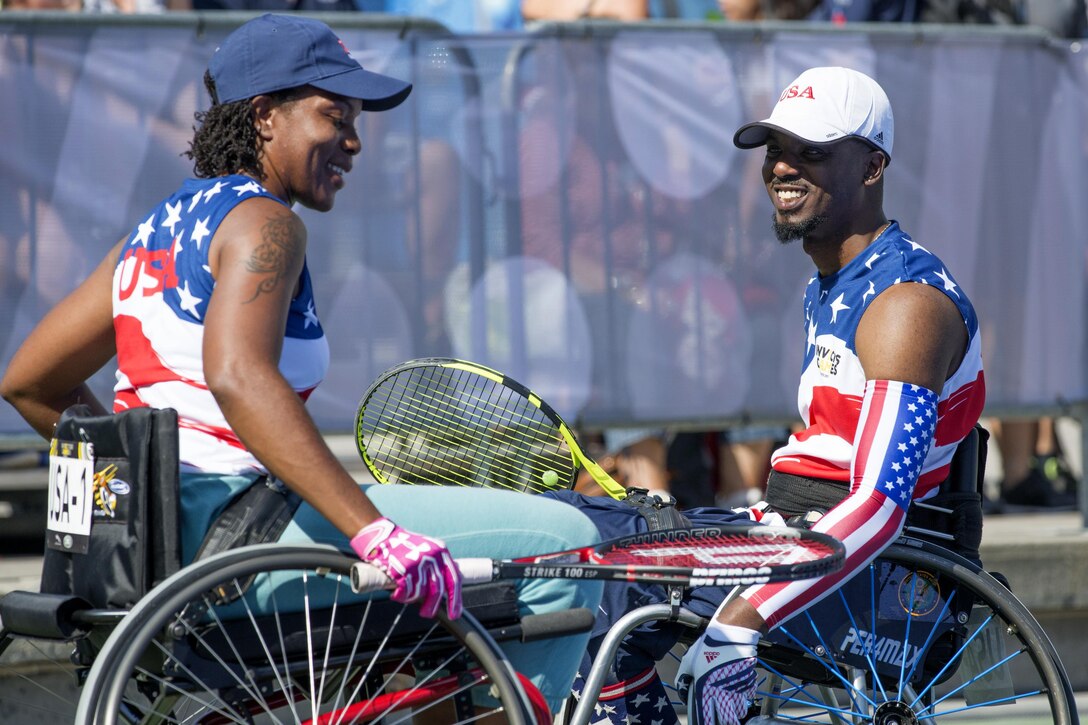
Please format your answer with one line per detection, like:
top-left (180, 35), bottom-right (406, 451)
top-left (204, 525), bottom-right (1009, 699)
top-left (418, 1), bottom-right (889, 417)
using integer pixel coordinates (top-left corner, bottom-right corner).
top-left (852, 380), bottom-right (939, 509)
top-left (743, 379), bottom-right (940, 629)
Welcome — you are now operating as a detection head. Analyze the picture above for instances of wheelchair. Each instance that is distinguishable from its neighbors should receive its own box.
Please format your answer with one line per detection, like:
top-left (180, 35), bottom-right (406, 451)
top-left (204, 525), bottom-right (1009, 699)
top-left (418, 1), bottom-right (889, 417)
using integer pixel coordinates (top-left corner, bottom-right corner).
top-left (566, 426), bottom-right (1081, 724)
top-left (1, 412), bottom-right (1078, 724)
top-left (0, 540), bottom-right (601, 724)
top-left (0, 407), bottom-right (591, 724)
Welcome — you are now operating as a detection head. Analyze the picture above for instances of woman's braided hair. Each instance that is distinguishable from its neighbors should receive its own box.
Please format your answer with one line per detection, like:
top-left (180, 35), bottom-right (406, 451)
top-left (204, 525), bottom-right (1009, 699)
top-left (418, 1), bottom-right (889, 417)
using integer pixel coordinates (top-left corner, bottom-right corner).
top-left (185, 70), bottom-right (300, 179)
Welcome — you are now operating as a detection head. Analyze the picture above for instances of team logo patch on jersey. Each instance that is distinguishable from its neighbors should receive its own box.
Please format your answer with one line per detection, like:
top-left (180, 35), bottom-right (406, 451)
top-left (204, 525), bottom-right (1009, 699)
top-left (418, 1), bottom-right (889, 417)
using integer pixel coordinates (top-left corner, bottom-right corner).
top-left (815, 344), bottom-right (841, 376)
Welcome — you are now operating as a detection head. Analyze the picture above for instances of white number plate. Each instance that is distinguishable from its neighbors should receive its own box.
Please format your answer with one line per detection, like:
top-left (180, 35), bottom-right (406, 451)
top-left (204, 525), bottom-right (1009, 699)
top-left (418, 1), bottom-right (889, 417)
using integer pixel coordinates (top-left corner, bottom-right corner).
top-left (46, 440), bottom-right (95, 554)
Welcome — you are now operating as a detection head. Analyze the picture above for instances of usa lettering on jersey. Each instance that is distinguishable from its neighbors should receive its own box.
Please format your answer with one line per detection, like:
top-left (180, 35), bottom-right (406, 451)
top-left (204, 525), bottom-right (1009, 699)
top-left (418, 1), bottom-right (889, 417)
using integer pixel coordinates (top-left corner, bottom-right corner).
top-left (111, 175), bottom-right (330, 475)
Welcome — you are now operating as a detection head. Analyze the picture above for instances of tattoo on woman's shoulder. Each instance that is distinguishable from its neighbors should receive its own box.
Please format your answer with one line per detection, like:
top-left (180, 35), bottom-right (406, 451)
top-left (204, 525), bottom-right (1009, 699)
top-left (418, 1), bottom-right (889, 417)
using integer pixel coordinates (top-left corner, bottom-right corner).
top-left (244, 214), bottom-right (304, 302)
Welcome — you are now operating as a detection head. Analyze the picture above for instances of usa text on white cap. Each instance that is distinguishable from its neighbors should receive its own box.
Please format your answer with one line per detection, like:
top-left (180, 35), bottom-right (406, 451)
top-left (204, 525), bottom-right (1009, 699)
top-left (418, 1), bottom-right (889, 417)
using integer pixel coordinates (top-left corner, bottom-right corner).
top-left (733, 66), bottom-right (893, 163)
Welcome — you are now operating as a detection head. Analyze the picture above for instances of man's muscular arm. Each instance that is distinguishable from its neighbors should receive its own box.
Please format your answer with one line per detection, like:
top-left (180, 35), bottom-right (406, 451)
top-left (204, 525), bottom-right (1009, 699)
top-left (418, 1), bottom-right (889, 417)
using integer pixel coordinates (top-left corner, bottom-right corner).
top-left (855, 282), bottom-right (967, 392)
top-left (715, 282), bottom-right (968, 633)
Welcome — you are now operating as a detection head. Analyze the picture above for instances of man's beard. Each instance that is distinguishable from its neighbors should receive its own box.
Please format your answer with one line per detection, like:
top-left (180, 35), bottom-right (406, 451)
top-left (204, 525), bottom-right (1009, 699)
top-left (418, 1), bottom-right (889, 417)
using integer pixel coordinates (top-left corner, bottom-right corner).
top-left (773, 213), bottom-right (827, 243)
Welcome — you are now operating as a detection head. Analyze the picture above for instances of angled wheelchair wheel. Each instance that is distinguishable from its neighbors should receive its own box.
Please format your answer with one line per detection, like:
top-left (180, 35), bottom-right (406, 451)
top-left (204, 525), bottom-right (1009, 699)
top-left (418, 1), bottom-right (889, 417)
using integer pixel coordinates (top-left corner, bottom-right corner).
top-left (0, 591), bottom-right (127, 722)
top-left (0, 627), bottom-right (87, 721)
top-left (75, 543), bottom-right (538, 724)
top-left (754, 537), bottom-right (1078, 725)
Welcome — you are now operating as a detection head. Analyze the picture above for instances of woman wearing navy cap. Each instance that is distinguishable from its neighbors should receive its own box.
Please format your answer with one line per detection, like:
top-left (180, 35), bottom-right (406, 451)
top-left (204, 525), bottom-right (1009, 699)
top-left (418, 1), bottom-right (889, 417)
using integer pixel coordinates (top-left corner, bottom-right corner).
top-left (0, 13), bottom-right (601, 715)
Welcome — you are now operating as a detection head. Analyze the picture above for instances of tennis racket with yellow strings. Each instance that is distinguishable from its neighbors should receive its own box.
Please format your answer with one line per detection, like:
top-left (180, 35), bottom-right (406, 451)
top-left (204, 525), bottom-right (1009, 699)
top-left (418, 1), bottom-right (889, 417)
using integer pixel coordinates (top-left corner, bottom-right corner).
top-left (354, 357), bottom-right (627, 498)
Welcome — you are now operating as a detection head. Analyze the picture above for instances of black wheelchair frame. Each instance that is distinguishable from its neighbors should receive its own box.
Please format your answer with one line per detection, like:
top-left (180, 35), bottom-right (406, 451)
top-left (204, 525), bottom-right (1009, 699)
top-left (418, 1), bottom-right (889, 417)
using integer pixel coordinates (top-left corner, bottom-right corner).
top-left (0, 406), bottom-right (592, 724)
top-left (1, 542), bottom-right (599, 724)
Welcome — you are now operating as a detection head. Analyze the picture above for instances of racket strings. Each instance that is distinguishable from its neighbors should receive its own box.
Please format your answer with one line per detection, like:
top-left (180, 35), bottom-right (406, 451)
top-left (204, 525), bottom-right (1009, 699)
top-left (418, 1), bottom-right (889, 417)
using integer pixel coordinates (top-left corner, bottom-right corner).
top-left (362, 383), bottom-right (482, 486)
top-left (364, 389), bottom-right (541, 489)
top-left (359, 366), bottom-right (577, 493)
top-left (600, 535), bottom-right (839, 570)
top-left (376, 369), bottom-right (565, 471)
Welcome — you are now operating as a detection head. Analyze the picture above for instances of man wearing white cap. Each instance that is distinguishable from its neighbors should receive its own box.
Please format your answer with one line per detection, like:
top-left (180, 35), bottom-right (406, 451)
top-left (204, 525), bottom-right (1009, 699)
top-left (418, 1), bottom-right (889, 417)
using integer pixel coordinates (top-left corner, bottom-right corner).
top-left (666, 66), bottom-right (987, 723)
top-left (486, 64), bottom-right (989, 723)
top-left (533, 66), bottom-right (988, 725)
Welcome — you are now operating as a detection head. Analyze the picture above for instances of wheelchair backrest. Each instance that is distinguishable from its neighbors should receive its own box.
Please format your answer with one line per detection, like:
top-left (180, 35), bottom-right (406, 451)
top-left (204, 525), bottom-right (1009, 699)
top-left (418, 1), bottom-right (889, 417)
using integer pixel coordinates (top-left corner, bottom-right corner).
top-left (40, 405), bottom-right (181, 610)
top-left (941, 424), bottom-right (988, 496)
top-left (902, 424), bottom-right (988, 563)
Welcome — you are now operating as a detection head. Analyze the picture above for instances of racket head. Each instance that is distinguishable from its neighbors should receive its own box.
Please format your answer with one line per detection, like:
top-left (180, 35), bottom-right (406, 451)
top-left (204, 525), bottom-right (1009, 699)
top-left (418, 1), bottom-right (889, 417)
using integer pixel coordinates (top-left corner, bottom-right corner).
top-left (587, 524), bottom-right (846, 584)
top-left (356, 357), bottom-right (598, 495)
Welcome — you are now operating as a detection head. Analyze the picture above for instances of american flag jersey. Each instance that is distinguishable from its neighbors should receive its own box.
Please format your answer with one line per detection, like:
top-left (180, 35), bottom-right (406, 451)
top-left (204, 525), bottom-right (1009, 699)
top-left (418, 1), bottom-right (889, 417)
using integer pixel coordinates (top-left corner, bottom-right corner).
top-left (745, 222), bottom-right (985, 628)
top-left (111, 175), bottom-right (329, 474)
top-left (771, 221), bottom-right (985, 501)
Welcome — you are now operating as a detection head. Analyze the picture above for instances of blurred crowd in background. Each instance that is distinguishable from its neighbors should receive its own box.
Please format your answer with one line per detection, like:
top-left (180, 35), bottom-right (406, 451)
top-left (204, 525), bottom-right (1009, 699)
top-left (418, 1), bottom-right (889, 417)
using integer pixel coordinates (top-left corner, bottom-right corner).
top-left (1, 0), bottom-right (1083, 516)
top-left (2, 0), bottom-right (1084, 43)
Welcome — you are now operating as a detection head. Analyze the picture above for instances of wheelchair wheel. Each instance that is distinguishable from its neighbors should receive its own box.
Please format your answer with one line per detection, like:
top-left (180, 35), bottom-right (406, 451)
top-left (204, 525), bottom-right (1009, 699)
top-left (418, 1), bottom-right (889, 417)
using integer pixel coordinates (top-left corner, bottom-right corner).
top-left (75, 543), bottom-right (537, 724)
top-left (0, 589), bottom-right (128, 722)
top-left (0, 629), bottom-right (86, 721)
top-left (754, 537), bottom-right (1078, 724)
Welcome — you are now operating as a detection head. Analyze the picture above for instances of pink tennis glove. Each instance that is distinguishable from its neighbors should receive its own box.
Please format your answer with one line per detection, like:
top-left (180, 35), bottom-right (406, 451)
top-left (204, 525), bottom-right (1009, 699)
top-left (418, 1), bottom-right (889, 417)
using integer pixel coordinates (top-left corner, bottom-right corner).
top-left (350, 517), bottom-right (463, 619)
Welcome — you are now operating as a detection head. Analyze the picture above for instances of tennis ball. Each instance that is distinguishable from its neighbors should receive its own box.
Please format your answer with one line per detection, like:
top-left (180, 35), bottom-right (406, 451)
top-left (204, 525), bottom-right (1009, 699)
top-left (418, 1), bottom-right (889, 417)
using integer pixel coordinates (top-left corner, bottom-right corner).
top-left (541, 470), bottom-right (560, 487)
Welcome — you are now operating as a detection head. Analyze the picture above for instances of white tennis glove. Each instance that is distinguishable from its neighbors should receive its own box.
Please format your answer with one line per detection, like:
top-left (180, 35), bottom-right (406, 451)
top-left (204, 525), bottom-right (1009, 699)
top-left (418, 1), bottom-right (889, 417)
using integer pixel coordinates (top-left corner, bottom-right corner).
top-left (730, 500), bottom-right (786, 527)
top-left (675, 620), bottom-right (760, 724)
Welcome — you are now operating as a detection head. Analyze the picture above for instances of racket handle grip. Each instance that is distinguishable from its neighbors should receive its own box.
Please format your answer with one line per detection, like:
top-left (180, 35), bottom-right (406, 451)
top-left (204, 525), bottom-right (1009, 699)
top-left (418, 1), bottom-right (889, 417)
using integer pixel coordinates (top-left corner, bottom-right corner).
top-left (350, 558), bottom-right (495, 593)
top-left (350, 562), bottom-right (392, 593)
top-left (456, 558), bottom-right (495, 585)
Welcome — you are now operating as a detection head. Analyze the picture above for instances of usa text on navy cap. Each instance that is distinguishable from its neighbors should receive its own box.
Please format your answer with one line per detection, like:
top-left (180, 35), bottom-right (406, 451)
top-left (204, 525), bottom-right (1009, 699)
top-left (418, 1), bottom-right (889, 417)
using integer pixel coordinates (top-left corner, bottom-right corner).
top-left (208, 14), bottom-right (412, 111)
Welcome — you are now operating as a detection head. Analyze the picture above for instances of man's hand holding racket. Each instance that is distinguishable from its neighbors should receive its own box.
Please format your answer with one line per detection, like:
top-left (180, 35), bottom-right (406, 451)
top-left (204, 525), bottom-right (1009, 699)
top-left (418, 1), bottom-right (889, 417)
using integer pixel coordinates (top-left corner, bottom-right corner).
top-left (351, 518), bottom-right (463, 619)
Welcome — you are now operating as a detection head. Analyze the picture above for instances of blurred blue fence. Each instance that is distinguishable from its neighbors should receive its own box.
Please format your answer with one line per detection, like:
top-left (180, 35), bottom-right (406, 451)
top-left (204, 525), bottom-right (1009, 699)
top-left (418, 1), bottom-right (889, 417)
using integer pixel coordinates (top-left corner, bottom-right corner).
top-left (1, 13), bottom-right (1085, 438)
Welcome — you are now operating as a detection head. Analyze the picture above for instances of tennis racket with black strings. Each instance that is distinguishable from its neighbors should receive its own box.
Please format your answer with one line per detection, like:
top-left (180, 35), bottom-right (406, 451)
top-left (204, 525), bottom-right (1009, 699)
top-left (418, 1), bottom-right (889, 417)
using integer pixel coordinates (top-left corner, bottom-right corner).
top-left (351, 523), bottom-right (845, 591)
top-left (354, 357), bottom-right (628, 498)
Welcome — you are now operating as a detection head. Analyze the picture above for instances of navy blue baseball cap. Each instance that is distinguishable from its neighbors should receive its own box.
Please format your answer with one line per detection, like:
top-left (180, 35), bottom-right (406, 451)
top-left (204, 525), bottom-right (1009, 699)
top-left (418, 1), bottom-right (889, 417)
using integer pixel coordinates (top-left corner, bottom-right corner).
top-left (208, 14), bottom-right (412, 111)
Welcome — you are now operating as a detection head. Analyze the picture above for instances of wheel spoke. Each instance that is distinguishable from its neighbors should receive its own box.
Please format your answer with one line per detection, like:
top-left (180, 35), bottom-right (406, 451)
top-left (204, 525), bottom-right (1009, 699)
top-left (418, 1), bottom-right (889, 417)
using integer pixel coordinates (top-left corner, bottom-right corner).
top-left (753, 540), bottom-right (1076, 725)
top-left (67, 545), bottom-right (533, 724)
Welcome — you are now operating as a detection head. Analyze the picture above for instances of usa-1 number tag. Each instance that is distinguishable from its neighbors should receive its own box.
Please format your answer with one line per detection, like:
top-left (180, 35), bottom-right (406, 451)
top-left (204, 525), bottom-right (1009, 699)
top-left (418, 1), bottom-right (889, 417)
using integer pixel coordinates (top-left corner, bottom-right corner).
top-left (46, 439), bottom-right (95, 554)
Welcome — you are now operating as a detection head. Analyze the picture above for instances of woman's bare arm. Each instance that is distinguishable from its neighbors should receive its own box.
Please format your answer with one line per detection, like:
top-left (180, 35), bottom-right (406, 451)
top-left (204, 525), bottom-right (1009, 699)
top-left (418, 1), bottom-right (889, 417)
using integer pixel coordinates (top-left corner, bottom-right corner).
top-left (0, 242), bottom-right (121, 438)
top-left (203, 198), bottom-right (381, 538)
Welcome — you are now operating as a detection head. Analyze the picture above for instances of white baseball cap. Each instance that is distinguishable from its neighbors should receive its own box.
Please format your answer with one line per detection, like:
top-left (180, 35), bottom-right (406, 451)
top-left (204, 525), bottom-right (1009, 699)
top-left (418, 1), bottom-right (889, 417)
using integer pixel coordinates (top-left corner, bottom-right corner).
top-left (733, 66), bottom-right (893, 163)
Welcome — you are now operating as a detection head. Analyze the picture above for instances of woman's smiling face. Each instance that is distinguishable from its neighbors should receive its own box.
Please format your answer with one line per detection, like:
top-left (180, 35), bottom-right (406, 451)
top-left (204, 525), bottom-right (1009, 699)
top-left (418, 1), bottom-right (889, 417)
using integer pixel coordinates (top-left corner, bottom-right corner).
top-left (257, 87), bottom-right (363, 213)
